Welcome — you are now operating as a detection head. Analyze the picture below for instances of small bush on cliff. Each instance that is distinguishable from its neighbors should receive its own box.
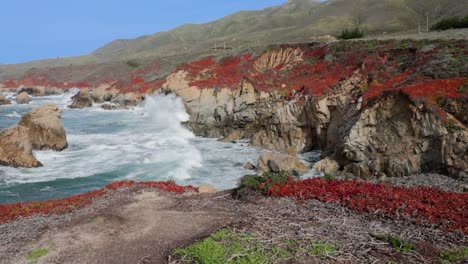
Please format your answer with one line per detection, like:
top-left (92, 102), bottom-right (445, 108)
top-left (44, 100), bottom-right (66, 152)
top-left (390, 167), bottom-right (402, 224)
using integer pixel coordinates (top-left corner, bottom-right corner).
top-left (431, 16), bottom-right (468, 31)
top-left (126, 60), bottom-right (140, 68)
top-left (373, 234), bottom-right (415, 253)
top-left (339, 28), bottom-right (363, 39)
top-left (236, 172), bottom-right (294, 194)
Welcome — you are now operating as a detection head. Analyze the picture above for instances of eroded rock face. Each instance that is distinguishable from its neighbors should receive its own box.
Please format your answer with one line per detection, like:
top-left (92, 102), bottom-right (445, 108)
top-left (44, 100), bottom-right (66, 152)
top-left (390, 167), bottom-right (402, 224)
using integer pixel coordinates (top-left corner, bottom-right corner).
top-left (257, 152), bottom-right (309, 175)
top-left (16, 92), bottom-right (31, 104)
top-left (312, 158), bottom-right (340, 174)
top-left (337, 93), bottom-right (467, 179)
top-left (19, 104), bottom-right (68, 151)
top-left (69, 91), bottom-right (92, 109)
top-left (0, 126), bottom-right (42, 168)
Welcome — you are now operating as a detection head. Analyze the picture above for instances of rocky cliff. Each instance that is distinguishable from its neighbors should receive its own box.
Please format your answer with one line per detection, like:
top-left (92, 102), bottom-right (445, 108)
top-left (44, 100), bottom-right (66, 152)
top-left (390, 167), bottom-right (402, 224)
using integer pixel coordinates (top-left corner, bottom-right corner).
top-left (1, 39), bottom-right (466, 178)
top-left (159, 40), bottom-right (467, 179)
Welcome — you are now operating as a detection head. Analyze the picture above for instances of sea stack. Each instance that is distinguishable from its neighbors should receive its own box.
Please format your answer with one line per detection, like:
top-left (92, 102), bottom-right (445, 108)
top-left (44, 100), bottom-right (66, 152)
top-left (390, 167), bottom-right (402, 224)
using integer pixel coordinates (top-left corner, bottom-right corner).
top-left (19, 103), bottom-right (68, 151)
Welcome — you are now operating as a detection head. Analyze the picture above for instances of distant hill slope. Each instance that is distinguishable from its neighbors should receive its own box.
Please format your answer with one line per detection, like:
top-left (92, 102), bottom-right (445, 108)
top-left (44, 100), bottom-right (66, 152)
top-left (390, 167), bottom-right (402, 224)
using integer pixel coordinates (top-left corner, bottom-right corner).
top-left (0, 0), bottom-right (466, 80)
top-left (92, 0), bottom-right (467, 60)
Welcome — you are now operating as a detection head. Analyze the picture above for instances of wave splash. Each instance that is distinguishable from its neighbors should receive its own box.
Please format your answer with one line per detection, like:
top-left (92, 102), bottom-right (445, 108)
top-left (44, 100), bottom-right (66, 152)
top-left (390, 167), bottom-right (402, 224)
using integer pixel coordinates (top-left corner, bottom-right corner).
top-left (140, 93), bottom-right (202, 180)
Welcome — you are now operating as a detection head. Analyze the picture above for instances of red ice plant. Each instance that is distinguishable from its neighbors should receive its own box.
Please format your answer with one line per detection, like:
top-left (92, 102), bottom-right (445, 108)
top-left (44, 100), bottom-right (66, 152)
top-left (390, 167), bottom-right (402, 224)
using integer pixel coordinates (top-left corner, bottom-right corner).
top-left (264, 178), bottom-right (468, 234)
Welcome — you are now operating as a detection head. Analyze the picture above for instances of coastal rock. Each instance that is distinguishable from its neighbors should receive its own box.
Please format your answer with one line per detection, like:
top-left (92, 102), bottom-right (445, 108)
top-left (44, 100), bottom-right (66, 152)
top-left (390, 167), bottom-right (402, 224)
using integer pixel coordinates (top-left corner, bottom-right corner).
top-left (312, 158), bottom-right (340, 174)
top-left (0, 93), bottom-right (11, 105)
top-left (111, 92), bottom-right (142, 107)
top-left (17, 86), bottom-right (63, 96)
top-left (334, 93), bottom-right (468, 179)
top-left (0, 126), bottom-right (42, 168)
top-left (198, 184), bottom-right (217, 194)
top-left (257, 152), bottom-right (308, 175)
top-left (16, 92), bottom-right (31, 104)
top-left (243, 162), bottom-right (256, 170)
top-left (19, 104), bottom-right (68, 151)
top-left (69, 91), bottom-right (92, 109)
top-left (101, 103), bottom-right (118, 110)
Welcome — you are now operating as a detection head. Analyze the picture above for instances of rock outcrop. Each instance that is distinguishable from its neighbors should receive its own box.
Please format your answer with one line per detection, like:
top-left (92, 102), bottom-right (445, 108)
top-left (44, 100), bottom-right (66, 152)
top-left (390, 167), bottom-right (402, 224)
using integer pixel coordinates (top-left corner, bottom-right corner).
top-left (337, 93), bottom-right (467, 179)
top-left (19, 104), bottom-right (68, 151)
top-left (69, 91), bottom-right (92, 109)
top-left (0, 93), bottom-right (11, 105)
top-left (160, 40), bottom-right (467, 179)
top-left (312, 158), bottom-right (340, 174)
top-left (257, 152), bottom-right (309, 175)
top-left (0, 126), bottom-right (42, 168)
top-left (16, 92), bottom-right (31, 104)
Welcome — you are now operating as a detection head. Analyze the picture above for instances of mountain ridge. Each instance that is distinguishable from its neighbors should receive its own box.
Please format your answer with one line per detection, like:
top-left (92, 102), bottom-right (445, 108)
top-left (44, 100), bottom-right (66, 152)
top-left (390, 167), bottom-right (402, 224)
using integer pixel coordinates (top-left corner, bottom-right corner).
top-left (0, 0), bottom-right (466, 80)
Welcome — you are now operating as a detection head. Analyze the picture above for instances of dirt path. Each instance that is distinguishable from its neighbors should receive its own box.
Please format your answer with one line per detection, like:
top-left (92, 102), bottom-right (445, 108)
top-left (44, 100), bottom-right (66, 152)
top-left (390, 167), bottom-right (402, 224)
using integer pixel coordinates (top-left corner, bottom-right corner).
top-left (0, 190), bottom-right (239, 264)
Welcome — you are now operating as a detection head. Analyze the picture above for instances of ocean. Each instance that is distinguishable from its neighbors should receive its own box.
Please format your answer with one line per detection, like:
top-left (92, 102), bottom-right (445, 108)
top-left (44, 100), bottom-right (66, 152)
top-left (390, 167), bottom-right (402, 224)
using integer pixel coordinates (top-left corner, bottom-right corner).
top-left (0, 91), bottom-right (319, 204)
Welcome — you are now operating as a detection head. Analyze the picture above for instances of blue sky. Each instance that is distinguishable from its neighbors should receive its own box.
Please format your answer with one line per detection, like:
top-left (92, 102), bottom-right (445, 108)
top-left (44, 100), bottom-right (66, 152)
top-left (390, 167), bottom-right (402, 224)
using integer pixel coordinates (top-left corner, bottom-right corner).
top-left (0, 0), bottom-right (287, 64)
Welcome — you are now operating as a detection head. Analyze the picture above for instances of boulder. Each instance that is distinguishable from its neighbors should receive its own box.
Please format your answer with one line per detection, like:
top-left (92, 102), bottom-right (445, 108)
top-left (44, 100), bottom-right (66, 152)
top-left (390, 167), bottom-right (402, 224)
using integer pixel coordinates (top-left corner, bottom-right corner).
top-left (16, 92), bottom-right (31, 104)
top-left (69, 92), bottom-right (92, 109)
top-left (101, 103), bottom-right (118, 110)
top-left (243, 162), bottom-right (256, 170)
top-left (198, 184), bottom-right (217, 194)
top-left (0, 126), bottom-right (42, 168)
top-left (19, 104), bottom-right (68, 151)
top-left (0, 93), bottom-right (11, 105)
top-left (257, 152), bottom-right (308, 175)
top-left (312, 158), bottom-right (340, 174)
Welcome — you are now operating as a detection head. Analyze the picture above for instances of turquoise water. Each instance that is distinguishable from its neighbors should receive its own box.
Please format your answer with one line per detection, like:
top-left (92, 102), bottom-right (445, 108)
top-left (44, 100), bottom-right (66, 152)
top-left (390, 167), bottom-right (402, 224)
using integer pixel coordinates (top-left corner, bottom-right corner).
top-left (0, 92), bottom-right (267, 204)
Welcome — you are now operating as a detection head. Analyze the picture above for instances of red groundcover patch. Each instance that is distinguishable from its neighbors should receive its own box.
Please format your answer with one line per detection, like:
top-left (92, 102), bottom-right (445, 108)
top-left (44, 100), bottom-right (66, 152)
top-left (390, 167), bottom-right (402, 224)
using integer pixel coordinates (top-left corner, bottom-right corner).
top-left (267, 178), bottom-right (468, 234)
top-left (0, 181), bottom-right (197, 225)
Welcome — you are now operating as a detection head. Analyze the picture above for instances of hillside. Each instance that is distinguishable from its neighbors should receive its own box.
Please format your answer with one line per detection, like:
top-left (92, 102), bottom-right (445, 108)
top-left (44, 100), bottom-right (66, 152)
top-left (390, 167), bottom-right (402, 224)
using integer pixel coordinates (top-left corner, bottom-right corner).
top-left (0, 0), bottom-right (467, 82)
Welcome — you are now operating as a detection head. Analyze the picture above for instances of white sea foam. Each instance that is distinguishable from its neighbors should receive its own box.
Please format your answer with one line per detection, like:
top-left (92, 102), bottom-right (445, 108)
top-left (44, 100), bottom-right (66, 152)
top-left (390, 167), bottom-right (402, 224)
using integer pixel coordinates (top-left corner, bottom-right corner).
top-left (4, 111), bottom-right (21, 118)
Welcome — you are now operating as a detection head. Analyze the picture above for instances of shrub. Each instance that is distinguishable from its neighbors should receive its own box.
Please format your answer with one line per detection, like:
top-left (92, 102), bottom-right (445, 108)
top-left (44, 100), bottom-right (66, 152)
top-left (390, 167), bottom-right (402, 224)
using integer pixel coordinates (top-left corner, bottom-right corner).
top-left (373, 234), bottom-right (415, 253)
top-left (339, 28), bottom-right (364, 39)
top-left (237, 173), bottom-right (295, 194)
top-left (431, 16), bottom-right (468, 31)
top-left (126, 60), bottom-right (140, 68)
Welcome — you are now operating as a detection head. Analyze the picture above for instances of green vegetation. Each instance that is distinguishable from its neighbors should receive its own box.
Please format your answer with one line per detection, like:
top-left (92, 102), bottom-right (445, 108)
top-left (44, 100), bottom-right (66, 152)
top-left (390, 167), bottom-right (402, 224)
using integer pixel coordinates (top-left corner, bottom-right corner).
top-left (373, 234), bottom-right (415, 253)
top-left (339, 28), bottom-right (364, 40)
top-left (457, 85), bottom-right (467, 94)
top-left (126, 60), bottom-right (140, 68)
top-left (174, 229), bottom-right (292, 264)
top-left (27, 248), bottom-right (50, 264)
top-left (309, 241), bottom-right (338, 259)
top-left (431, 15), bottom-right (468, 31)
top-left (439, 247), bottom-right (468, 264)
top-left (237, 172), bottom-right (292, 194)
top-left (175, 229), bottom-right (340, 263)
top-left (324, 172), bottom-right (335, 181)
top-left (445, 120), bottom-right (460, 133)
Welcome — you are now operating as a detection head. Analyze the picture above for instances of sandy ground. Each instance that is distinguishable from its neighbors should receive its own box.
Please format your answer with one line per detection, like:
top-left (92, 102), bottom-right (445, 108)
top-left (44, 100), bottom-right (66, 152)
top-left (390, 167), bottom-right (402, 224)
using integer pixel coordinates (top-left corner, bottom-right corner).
top-left (1, 174), bottom-right (467, 264)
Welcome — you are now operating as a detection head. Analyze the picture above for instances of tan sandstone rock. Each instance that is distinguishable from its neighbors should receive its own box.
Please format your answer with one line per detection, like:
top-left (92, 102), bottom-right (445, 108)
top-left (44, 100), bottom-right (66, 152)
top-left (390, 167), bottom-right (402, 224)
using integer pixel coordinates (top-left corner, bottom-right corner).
top-left (16, 92), bottom-right (31, 104)
top-left (0, 93), bottom-right (11, 105)
top-left (312, 158), bottom-right (340, 174)
top-left (198, 184), bottom-right (217, 194)
top-left (0, 126), bottom-right (42, 168)
top-left (19, 104), bottom-right (68, 151)
top-left (257, 152), bottom-right (308, 175)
